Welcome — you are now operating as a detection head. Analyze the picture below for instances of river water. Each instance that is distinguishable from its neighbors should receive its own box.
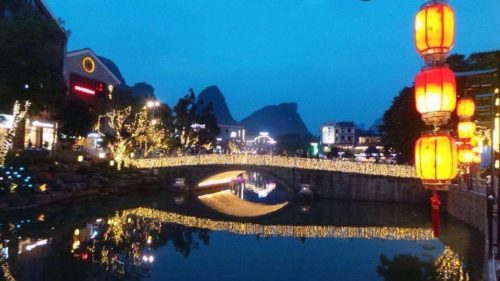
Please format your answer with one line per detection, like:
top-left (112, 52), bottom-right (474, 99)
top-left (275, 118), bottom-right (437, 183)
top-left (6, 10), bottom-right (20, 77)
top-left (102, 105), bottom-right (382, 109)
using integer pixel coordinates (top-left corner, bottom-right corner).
top-left (0, 171), bottom-right (484, 281)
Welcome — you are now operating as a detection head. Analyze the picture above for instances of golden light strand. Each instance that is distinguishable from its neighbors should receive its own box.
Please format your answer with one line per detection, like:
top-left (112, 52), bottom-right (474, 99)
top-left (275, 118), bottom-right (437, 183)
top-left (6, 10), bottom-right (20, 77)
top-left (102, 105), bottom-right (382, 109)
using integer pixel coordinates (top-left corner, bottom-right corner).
top-left (129, 155), bottom-right (417, 178)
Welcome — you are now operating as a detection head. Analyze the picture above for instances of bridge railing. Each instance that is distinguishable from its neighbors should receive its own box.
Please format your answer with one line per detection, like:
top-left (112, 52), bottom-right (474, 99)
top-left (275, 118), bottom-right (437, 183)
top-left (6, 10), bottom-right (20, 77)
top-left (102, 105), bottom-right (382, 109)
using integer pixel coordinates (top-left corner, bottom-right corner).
top-left (128, 154), bottom-right (417, 179)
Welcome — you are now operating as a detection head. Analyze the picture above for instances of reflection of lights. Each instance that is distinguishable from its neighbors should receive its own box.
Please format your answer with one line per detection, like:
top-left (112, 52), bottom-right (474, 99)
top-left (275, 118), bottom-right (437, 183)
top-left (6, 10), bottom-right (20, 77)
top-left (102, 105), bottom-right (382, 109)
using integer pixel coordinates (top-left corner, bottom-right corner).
top-left (72, 241), bottom-right (80, 250)
top-left (435, 246), bottom-right (469, 281)
top-left (130, 155), bottom-right (416, 178)
top-left (111, 207), bottom-right (435, 240)
top-left (198, 170), bottom-right (246, 188)
top-left (25, 239), bottom-right (48, 251)
top-left (147, 236), bottom-right (152, 244)
top-left (37, 214), bottom-right (45, 222)
top-left (198, 190), bottom-right (288, 217)
top-left (142, 255), bottom-right (154, 263)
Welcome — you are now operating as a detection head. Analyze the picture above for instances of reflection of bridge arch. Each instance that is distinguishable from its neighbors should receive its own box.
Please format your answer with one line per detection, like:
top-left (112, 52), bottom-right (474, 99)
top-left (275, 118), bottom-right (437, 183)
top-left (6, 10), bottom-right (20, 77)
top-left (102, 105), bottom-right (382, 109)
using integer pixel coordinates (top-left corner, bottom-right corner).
top-left (198, 190), bottom-right (289, 217)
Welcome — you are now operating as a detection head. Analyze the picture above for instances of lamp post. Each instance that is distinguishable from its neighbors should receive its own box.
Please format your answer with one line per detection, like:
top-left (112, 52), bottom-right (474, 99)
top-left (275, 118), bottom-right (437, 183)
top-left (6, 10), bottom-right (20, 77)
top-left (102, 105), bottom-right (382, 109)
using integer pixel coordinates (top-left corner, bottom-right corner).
top-left (146, 100), bottom-right (161, 157)
top-left (413, 0), bottom-right (457, 238)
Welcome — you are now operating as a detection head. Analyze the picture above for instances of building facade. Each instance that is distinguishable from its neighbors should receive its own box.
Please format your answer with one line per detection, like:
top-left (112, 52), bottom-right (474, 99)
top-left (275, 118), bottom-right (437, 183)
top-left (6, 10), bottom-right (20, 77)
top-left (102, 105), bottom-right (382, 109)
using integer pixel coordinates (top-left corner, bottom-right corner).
top-left (320, 121), bottom-right (357, 147)
top-left (456, 67), bottom-right (499, 167)
top-left (64, 48), bottom-right (122, 104)
top-left (215, 124), bottom-right (246, 153)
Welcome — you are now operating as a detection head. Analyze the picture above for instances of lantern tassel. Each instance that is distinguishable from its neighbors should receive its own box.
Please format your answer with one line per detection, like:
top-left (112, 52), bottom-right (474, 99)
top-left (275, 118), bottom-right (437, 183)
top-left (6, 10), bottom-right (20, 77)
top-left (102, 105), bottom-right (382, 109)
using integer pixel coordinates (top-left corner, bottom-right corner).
top-left (431, 188), bottom-right (441, 238)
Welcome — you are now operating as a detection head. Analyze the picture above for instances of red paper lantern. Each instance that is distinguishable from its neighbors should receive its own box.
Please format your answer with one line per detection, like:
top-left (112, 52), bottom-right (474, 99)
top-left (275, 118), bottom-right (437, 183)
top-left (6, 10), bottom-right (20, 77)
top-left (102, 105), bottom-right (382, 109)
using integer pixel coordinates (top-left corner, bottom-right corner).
top-left (457, 98), bottom-right (475, 119)
top-left (415, 1), bottom-right (455, 63)
top-left (457, 121), bottom-right (476, 140)
top-left (415, 131), bottom-right (458, 188)
top-left (458, 144), bottom-right (474, 164)
top-left (415, 66), bottom-right (457, 126)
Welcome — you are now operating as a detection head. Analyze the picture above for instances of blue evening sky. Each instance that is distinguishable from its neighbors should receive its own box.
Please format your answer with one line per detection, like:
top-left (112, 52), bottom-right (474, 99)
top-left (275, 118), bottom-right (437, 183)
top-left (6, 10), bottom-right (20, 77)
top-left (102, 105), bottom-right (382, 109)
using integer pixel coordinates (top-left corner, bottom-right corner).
top-left (46, 0), bottom-right (500, 132)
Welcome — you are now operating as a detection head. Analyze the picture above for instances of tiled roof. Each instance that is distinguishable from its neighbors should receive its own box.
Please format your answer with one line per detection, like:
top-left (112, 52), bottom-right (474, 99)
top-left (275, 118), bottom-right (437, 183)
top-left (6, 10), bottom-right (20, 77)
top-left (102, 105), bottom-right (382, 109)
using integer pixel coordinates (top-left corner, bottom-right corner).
top-left (455, 68), bottom-right (498, 77)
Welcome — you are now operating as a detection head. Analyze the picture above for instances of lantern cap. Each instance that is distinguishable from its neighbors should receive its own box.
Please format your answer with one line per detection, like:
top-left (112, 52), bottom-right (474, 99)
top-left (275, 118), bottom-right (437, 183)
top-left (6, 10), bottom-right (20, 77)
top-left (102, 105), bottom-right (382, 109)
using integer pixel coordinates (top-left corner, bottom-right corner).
top-left (423, 181), bottom-right (451, 190)
top-left (420, 0), bottom-right (450, 10)
top-left (421, 130), bottom-right (451, 136)
top-left (421, 112), bottom-right (451, 126)
top-left (420, 63), bottom-right (450, 71)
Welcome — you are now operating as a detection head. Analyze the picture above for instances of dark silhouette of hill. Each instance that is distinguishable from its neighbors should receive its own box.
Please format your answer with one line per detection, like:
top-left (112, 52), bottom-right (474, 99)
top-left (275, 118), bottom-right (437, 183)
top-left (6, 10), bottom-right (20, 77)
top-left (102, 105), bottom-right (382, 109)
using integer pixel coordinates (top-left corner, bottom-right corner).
top-left (196, 86), bottom-right (311, 136)
top-left (197, 86), bottom-right (237, 125)
top-left (240, 102), bottom-right (310, 136)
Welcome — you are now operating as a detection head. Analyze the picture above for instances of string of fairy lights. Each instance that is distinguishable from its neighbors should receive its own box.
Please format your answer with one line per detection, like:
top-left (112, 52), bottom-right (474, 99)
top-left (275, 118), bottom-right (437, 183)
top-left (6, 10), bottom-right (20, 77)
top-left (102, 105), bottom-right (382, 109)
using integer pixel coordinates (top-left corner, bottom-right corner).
top-left (0, 101), bottom-right (30, 168)
top-left (128, 155), bottom-right (417, 178)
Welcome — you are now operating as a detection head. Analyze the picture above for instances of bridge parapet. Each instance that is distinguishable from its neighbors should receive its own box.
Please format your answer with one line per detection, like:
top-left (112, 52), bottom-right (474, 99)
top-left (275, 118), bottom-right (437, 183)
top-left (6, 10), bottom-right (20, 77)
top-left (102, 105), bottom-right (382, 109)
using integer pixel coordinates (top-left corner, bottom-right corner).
top-left (128, 155), bottom-right (417, 179)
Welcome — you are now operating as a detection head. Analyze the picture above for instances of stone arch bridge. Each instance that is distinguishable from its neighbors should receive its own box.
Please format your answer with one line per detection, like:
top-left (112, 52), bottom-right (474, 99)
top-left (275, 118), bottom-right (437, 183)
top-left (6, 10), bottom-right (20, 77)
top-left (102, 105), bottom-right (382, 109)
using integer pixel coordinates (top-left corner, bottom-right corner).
top-left (128, 155), bottom-right (429, 203)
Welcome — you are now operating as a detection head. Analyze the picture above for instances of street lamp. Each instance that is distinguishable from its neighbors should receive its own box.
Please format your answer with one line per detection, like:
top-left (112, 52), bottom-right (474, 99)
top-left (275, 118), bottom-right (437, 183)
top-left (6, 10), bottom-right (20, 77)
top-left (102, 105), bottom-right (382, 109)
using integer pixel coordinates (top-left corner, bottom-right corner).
top-left (145, 100), bottom-right (161, 157)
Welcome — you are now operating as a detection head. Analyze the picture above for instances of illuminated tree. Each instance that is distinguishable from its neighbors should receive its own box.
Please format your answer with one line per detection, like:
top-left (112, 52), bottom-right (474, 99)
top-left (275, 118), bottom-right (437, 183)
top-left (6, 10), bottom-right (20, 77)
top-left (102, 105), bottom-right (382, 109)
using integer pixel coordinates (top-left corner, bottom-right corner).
top-left (97, 106), bottom-right (149, 170)
top-left (137, 125), bottom-right (170, 157)
top-left (228, 140), bottom-right (241, 154)
top-left (0, 101), bottom-right (30, 167)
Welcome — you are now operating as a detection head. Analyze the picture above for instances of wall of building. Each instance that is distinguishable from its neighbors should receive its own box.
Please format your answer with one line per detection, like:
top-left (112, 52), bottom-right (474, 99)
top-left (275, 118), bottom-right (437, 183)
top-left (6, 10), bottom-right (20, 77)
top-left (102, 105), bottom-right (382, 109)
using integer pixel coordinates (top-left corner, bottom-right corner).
top-left (446, 184), bottom-right (487, 233)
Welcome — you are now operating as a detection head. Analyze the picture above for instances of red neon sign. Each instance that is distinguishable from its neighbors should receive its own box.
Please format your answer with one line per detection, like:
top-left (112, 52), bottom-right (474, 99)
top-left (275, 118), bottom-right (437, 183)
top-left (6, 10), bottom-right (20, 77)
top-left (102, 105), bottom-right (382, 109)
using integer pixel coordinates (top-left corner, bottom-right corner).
top-left (74, 85), bottom-right (96, 95)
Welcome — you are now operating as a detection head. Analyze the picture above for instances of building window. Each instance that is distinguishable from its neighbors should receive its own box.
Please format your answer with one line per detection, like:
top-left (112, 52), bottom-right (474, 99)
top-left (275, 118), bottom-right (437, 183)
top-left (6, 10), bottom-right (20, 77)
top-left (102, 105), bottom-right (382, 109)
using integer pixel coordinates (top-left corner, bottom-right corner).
top-left (335, 129), bottom-right (339, 133)
top-left (347, 128), bottom-right (351, 133)
top-left (342, 128), bottom-right (345, 133)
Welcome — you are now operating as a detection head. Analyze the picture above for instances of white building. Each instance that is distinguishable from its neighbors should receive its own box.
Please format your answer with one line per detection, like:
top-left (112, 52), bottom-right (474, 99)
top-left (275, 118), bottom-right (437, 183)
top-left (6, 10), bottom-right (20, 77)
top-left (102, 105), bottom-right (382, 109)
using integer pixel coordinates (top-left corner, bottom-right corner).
top-left (320, 121), bottom-right (357, 148)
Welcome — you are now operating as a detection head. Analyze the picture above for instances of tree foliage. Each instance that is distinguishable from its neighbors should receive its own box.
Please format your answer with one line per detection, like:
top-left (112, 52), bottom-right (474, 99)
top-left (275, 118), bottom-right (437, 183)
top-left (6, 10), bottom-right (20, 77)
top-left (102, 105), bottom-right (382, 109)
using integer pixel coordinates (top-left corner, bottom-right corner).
top-left (379, 87), bottom-right (426, 164)
top-left (172, 89), bottom-right (220, 152)
top-left (0, 4), bottom-right (66, 115)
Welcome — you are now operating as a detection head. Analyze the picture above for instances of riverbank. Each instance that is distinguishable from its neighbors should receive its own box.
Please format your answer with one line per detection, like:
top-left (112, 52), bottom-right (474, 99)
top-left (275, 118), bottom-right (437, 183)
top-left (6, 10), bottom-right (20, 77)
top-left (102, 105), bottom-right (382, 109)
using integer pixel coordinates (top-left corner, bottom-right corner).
top-left (0, 164), bottom-right (162, 211)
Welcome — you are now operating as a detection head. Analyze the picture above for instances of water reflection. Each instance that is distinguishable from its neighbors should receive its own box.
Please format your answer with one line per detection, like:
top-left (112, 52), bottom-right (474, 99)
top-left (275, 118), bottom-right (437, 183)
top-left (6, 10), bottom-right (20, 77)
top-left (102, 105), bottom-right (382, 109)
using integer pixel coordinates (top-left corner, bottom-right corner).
top-left (197, 171), bottom-right (291, 217)
top-left (377, 247), bottom-right (469, 281)
top-left (0, 187), bottom-right (483, 281)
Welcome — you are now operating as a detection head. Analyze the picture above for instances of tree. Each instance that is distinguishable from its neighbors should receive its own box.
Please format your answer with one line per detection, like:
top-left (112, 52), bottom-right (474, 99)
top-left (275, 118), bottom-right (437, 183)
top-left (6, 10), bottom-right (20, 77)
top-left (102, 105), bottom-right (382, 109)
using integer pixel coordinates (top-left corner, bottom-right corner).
top-left (58, 98), bottom-right (94, 138)
top-left (0, 101), bottom-right (30, 167)
top-left (97, 106), bottom-right (149, 170)
top-left (379, 87), bottom-right (426, 164)
top-left (0, 4), bottom-right (66, 116)
top-left (172, 89), bottom-right (220, 152)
